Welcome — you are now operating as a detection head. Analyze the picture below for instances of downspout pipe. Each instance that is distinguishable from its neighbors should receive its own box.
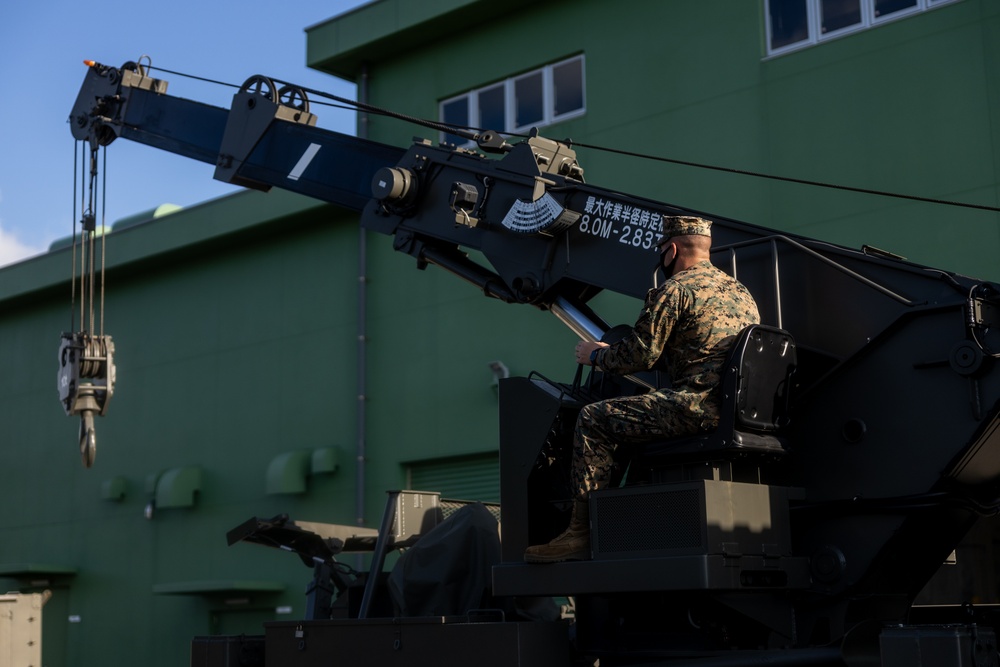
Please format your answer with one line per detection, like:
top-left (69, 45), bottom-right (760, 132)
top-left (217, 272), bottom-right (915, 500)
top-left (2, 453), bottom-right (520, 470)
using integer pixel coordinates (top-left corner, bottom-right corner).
top-left (356, 62), bottom-right (370, 529)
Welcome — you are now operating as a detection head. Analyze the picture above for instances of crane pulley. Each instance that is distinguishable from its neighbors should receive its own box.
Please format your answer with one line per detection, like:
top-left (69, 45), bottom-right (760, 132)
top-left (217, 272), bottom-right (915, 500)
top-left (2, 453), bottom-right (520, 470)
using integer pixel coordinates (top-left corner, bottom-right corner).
top-left (58, 129), bottom-right (117, 468)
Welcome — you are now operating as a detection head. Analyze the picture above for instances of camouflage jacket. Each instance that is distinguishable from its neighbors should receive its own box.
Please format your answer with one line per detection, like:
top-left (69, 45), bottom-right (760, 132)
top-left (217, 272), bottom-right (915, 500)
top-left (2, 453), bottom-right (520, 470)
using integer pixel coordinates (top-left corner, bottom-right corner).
top-left (593, 259), bottom-right (760, 398)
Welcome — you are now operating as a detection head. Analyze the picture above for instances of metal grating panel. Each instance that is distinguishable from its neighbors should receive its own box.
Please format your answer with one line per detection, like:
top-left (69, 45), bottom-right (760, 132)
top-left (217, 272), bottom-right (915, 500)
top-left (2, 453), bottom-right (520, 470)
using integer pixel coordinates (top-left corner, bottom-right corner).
top-left (440, 499), bottom-right (502, 524)
top-left (593, 487), bottom-right (703, 554)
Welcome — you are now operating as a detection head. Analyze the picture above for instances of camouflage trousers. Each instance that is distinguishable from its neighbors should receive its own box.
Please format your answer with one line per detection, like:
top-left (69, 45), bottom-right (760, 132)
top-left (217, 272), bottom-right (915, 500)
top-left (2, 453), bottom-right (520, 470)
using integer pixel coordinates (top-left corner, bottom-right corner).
top-left (570, 390), bottom-right (718, 499)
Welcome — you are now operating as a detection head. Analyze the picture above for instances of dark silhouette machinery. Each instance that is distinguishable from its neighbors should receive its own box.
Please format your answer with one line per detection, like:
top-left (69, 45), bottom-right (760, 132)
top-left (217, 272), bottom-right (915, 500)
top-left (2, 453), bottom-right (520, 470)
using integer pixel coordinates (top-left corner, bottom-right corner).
top-left (69, 60), bottom-right (1000, 666)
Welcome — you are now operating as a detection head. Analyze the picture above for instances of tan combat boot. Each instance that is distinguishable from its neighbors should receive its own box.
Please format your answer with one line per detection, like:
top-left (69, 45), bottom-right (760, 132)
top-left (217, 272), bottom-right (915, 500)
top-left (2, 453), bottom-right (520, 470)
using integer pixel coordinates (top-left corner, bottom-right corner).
top-left (523, 500), bottom-right (590, 563)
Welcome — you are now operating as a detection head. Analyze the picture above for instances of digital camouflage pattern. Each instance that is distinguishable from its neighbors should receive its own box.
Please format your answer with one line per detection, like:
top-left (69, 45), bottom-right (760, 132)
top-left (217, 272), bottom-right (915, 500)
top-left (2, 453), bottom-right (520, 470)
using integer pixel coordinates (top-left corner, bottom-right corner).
top-left (572, 259), bottom-right (759, 497)
top-left (662, 215), bottom-right (712, 239)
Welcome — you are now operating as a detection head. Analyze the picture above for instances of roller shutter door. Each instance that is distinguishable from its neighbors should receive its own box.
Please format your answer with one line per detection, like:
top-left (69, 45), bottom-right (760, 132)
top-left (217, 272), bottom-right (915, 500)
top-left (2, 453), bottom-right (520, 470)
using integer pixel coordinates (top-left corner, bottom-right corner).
top-left (407, 453), bottom-right (499, 503)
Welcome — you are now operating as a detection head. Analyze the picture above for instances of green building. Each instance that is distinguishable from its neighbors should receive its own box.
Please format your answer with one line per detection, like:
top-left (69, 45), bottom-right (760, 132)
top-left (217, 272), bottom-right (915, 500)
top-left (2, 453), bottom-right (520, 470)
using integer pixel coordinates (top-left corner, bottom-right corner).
top-left (1, 1), bottom-right (997, 666)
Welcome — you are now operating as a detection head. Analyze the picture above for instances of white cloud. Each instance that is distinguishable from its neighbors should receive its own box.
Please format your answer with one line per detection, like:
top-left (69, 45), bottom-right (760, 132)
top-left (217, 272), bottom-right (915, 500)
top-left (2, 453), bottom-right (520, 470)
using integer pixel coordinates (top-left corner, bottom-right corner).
top-left (0, 223), bottom-right (45, 268)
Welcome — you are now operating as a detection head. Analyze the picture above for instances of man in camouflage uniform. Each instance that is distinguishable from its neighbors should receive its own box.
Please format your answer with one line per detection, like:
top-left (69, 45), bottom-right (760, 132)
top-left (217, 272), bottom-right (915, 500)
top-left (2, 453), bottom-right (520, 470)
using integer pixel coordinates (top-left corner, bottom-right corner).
top-left (524, 215), bottom-right (760, 563)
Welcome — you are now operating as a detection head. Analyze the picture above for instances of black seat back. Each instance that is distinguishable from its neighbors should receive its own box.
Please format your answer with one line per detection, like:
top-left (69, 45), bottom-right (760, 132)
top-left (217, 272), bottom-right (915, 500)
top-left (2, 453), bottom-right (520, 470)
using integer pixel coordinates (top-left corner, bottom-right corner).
top-left (722, 324), bottom-right (796, 439)
top-left (636, 324), bottom-right (797, 466)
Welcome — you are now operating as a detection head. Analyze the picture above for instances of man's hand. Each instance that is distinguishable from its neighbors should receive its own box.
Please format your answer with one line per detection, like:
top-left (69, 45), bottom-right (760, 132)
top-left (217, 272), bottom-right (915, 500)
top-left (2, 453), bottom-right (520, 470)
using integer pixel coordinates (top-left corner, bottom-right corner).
top-left (575, 340), bottom-right (610, 366)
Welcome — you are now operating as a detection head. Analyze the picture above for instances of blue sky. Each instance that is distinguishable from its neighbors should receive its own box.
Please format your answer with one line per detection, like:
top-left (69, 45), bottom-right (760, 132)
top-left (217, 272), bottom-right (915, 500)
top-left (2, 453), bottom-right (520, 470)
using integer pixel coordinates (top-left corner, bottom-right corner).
top-left (0, 0), bottom-right (370, 267)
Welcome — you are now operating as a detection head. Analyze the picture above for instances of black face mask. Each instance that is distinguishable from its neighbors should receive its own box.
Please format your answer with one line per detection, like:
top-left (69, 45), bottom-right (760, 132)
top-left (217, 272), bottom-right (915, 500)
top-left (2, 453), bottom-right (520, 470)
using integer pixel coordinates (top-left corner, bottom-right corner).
top-left (657, 244), bottom-right (677, 279)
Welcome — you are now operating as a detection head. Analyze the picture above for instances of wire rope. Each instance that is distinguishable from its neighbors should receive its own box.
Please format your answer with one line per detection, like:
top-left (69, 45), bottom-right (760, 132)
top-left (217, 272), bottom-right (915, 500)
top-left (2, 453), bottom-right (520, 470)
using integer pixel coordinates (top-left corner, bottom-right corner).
top-left (145, 62), bottom-right (1000, 214)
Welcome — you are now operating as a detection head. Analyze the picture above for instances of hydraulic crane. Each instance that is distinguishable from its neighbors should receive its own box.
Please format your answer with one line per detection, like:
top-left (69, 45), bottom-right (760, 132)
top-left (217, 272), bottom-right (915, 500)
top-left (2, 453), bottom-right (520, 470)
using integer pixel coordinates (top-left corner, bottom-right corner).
top-left (69, 59), bottom-right (1000, 666)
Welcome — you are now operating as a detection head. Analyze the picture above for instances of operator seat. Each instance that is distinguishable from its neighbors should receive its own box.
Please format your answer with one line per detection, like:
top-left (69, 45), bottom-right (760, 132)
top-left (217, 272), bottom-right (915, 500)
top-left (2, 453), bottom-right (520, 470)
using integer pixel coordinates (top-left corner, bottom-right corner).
top-left (629, 323), bottom-right (797, 484)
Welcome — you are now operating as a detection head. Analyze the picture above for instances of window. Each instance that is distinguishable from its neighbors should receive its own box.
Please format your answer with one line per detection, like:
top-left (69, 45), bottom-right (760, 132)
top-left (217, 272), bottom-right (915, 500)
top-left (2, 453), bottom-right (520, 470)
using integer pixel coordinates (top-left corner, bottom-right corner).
top-left (821, 0), bottom-right (861, 35)
top-left (874, 0), bottom-right (918, 19)
top-left (440, 97), bottom-right (469, 144)
top-left (765, 0), bottom-right (959, 56)
top-left (479, 84), bottom-right (506, 133)
top-left (769, 0), bottom-right (810, 49)
top-left (552, 58), bottom-right (585, 118)
top-left (440, 56), bottom-right (586, 146)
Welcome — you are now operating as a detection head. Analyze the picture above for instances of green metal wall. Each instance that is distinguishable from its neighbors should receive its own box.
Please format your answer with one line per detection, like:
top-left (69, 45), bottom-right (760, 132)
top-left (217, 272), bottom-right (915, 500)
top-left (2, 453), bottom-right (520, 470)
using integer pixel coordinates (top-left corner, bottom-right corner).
top-left (361, 235), bottom-right (579, 514)
top-left (313, 0), bottom-right (999, 279)
top-left (1, 2), bottom-right (998, 667)
top-left (1, 191), bottom-right (362, 666)
top-left (0, 148), bottom-right (581, 667)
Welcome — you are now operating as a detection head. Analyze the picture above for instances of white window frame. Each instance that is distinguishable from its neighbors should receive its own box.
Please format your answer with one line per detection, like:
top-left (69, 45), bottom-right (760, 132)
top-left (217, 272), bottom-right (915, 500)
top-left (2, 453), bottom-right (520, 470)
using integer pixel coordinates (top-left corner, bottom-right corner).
top-left (765, 0), bottom-right (961, 57)
top-left (439, 55), bottom-right (586, 146)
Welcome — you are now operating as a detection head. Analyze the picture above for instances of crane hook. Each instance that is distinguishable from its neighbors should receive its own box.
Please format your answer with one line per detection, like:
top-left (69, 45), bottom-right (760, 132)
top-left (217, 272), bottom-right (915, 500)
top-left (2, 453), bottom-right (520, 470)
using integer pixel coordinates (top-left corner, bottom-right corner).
top-left (57, 332), bottom-right (115, 468)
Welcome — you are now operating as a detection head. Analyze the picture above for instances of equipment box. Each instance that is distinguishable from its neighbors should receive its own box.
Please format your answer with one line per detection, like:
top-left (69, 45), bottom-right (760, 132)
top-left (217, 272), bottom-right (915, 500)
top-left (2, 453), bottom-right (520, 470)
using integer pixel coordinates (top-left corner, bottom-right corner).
top-left (191, 635), bottom-right (265, 667)
top-left (880, 624), bottom-right (997, 667)
top-left (264, 617), bottom-right (571, 667)
top-left (0, 593), bottom-right (45, 667)
top-left (589, 480), bottom-right (794, 560)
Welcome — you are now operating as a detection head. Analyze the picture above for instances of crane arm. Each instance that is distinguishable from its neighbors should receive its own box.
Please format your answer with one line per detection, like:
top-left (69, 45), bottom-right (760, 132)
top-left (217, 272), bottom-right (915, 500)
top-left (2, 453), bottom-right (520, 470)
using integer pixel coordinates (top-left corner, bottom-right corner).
top-left (70, 61), bottom-right (404, 212)
top-left (69, 61), bottom-right (777, 319)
